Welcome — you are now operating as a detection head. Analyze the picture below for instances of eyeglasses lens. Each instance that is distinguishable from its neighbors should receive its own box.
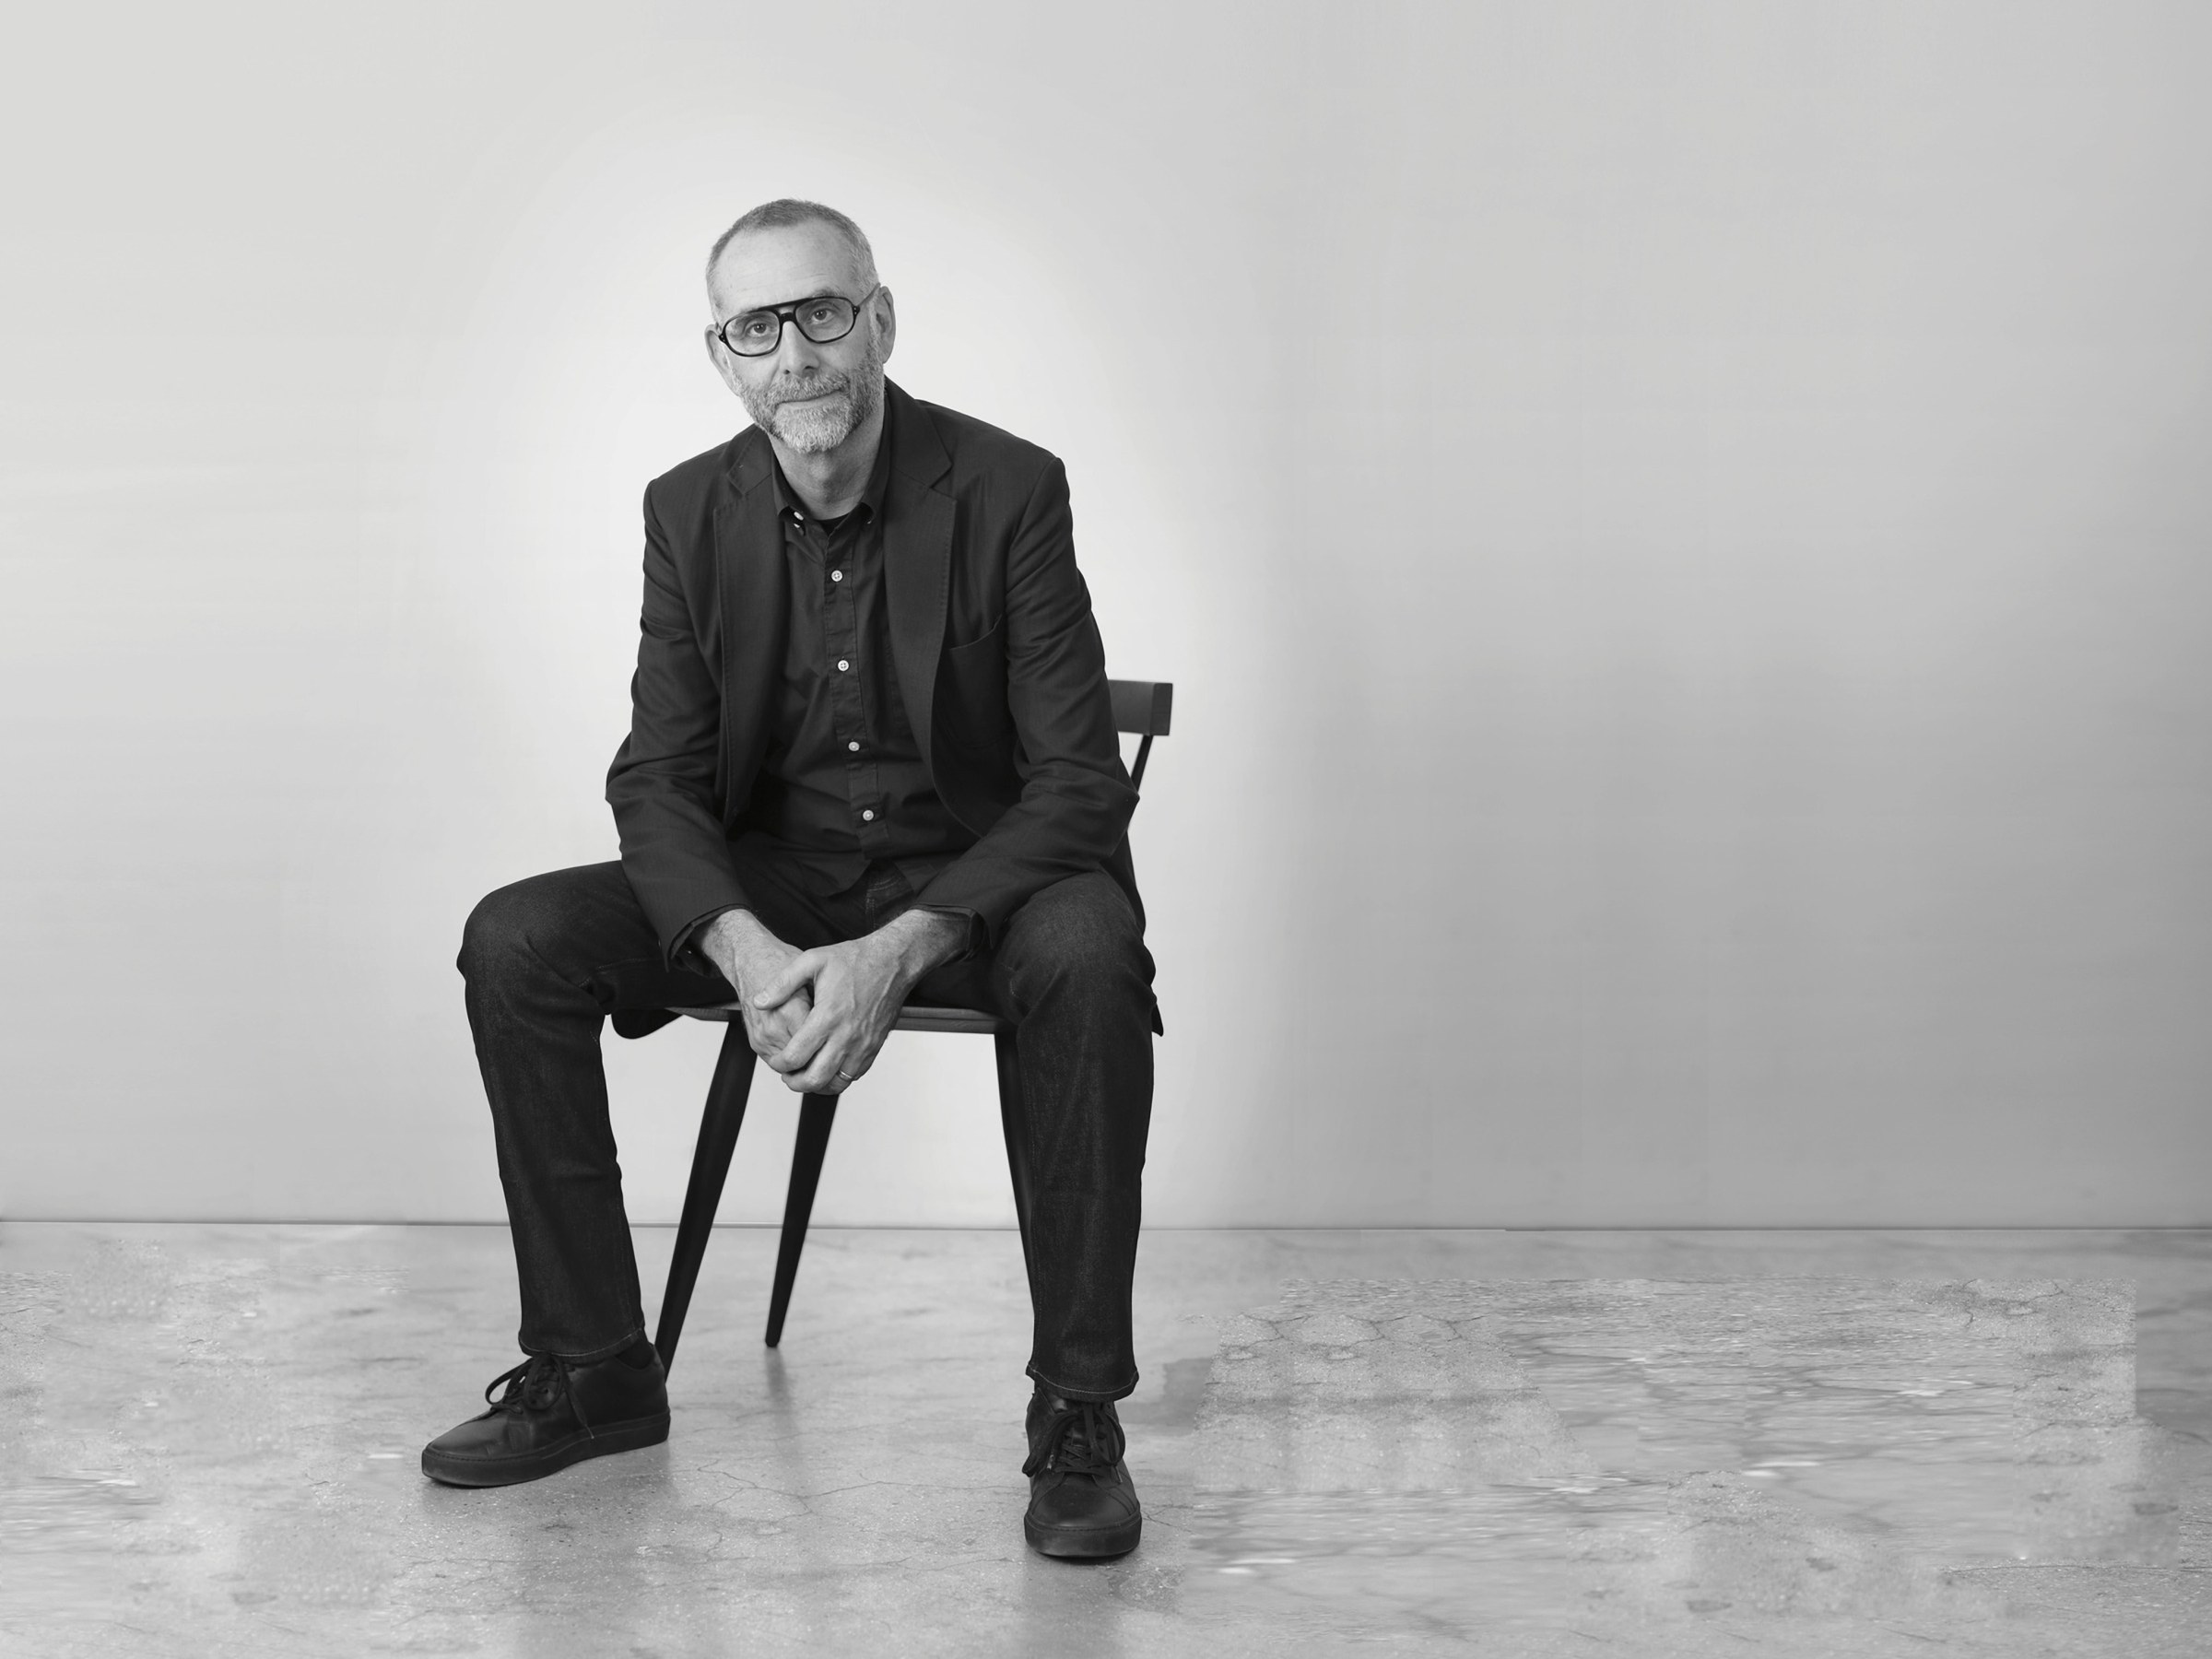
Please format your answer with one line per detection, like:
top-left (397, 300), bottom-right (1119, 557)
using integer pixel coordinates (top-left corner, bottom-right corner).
top-left (794, 298), bottom-right (856, 343)
top-left (724, 297), bottom-right (859, 357)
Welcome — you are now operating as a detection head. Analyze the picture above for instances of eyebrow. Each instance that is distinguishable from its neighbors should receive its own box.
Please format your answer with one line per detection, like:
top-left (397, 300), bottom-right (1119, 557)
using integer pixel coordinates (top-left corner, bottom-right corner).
top-left (729, 291), bottom-right (851, 314)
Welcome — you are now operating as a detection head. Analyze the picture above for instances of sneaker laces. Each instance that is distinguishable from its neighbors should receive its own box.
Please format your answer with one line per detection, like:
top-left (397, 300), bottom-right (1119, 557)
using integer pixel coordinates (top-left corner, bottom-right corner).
top-left (1023, 1399), bottom-right (1124, 1478)
top-left (482, 1354), bottom-right (595, 1435)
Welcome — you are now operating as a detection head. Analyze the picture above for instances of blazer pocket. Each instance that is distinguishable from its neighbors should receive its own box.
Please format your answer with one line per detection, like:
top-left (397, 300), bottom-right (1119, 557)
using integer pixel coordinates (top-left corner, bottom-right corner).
top-left (939, 620), bottom-right (1011, 747)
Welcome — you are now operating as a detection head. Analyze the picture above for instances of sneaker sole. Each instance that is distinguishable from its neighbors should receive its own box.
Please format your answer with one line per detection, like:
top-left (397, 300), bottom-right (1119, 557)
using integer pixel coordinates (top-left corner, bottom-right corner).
top-left (1024, 1512), bottom-right (1142, 1560)
top-left (420, 1411), bottom-right (671, 1488)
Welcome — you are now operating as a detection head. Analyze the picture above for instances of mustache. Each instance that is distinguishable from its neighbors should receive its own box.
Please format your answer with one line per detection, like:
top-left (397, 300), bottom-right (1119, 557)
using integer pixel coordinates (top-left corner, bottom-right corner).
top-left (768, 370), bottom-right (854, 406)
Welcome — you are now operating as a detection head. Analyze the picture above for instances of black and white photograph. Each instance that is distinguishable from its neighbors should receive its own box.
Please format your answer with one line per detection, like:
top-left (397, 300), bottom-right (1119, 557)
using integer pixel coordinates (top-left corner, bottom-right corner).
top-left (5, 3), bottom-right (2210, 1653)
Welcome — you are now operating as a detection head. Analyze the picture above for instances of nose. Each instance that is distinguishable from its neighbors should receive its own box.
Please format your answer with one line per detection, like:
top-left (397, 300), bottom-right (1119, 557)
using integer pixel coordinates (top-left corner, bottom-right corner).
top-left (771, 322), bottom-right (827, 379)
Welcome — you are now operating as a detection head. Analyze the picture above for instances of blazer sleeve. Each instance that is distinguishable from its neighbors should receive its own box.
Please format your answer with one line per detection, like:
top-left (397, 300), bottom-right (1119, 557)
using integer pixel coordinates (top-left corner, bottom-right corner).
top-left (605, 483), bottom-right (753, 964)
top-left (913, 457), bottom-right (1137, 942)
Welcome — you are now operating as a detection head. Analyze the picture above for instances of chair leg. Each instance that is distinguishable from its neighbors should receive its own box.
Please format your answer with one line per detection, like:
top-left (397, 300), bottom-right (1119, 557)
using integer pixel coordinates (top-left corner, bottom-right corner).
top-left (765, 1093), bottom-right (839, 1348)
top-left (994, 1030), bottom-right (1037, 1293)
top-left (653, 1023), bottom-right (758, 1375)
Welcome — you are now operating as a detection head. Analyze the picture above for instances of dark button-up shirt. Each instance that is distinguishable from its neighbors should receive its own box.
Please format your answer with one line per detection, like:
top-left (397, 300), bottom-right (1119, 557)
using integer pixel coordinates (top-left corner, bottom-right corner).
top-left (745, 437), bottom-right (977, 890)
top-left (672, 427), bottom-right (983, 971)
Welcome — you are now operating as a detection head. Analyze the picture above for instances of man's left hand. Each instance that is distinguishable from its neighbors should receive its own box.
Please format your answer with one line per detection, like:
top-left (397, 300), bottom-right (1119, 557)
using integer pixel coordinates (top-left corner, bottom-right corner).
top-left (752, 909), bottom-right (972, 1094)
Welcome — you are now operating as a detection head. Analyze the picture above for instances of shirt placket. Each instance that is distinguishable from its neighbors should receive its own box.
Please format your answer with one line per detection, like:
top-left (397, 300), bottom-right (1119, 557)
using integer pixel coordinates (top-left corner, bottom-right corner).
top-left (818, 523), bottom-right (888, 854)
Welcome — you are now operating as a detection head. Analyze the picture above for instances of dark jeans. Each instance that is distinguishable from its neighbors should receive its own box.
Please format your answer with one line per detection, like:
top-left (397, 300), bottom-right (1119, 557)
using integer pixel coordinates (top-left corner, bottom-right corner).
top-left (457, 847), bottom-right (1155, 1402)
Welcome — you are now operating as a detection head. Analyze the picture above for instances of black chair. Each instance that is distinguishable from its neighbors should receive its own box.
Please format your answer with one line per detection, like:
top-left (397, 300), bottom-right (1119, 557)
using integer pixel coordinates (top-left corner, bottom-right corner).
top-left (651, 677), bottom-right (1173, 1371)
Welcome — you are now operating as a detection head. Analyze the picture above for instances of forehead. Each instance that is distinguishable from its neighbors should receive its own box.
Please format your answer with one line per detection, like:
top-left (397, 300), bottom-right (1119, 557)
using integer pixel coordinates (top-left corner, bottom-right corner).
top-left (709, 221), bottom-right (866, 314)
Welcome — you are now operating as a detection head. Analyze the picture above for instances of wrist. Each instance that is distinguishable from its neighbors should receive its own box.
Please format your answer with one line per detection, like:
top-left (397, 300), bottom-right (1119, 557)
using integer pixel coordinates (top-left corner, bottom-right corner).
top-left (882, 907), bottom-right (967, 984)
top-left (702, 909), bottom-right (759, 954)
top-left (704, 910), bottom-right (780, 991)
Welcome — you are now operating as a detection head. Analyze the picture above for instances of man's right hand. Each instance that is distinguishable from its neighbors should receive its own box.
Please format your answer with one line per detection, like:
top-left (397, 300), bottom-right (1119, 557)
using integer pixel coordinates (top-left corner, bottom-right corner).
top-left (700, 910), bottom-right (813, 1060)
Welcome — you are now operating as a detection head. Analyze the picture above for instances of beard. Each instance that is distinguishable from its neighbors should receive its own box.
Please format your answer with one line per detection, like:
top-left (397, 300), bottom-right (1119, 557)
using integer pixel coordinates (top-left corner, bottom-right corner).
top-left (735, 328), bottom-right (886, 454)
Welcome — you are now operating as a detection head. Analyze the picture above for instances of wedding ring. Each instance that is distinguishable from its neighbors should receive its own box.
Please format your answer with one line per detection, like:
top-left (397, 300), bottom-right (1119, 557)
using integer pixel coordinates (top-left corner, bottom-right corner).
top-left (834, 1069), bottom-right (856, 1087)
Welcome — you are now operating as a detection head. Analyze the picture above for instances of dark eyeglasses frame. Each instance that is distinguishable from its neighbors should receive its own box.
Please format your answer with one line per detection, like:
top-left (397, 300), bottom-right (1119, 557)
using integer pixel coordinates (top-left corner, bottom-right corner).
top-left (712, 284), bottom-right (883, 358)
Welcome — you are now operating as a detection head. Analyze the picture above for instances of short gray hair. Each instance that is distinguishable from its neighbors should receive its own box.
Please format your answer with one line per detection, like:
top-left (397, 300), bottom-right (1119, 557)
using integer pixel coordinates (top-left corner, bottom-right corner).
top-left (706, 198), bottom-right (879, 291)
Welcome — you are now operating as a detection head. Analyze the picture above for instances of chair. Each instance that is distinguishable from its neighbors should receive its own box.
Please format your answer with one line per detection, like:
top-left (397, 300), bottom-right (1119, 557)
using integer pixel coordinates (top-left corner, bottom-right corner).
top-left (651, 677), bottom-right (1173, 1372)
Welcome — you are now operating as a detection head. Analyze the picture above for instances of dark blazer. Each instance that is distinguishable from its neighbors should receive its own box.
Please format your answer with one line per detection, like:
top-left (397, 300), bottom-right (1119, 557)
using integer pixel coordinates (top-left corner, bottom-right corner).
top-left (606, 380), bottom-right (1141, 964)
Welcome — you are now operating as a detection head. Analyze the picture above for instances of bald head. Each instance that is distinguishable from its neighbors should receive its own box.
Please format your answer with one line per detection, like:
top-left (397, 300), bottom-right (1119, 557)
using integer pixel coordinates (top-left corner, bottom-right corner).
top-left (706, 198), bottom-right (878, 296)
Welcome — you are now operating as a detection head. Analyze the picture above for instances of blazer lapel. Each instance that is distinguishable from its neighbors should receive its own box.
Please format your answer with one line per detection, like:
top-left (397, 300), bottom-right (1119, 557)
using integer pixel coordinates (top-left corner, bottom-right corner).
top-left (881, 383), bottom-right (954, 776)
top-left (715, 429), bottom-right (789, 800)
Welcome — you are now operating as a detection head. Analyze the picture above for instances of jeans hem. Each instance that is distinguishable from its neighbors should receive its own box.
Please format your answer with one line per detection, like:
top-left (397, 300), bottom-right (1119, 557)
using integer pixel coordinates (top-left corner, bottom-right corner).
top-left (520, 1324), bottom-right (647, 1366)
top-left (1027, 1360), bottom-right (1137, 1404)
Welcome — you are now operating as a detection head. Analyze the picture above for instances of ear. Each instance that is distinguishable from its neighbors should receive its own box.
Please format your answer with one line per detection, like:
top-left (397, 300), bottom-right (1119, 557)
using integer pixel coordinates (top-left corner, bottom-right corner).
top-left (704, 329), bottom-right (746, 397)
top-left (872, 288), bottom-right (897, 366)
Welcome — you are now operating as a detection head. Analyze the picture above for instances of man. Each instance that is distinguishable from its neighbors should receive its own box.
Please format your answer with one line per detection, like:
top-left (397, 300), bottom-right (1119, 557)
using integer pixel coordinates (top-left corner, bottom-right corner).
top-left (418, 199), bottom-right (1157, 1561)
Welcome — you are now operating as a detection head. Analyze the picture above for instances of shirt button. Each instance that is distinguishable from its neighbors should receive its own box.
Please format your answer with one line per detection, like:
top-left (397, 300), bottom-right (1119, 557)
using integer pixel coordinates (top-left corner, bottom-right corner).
top-left (861, 809), bottom-right (876, 821)
top-left (848, 740), bottom-right (860, 752)
top-left (837, 659), bottom-right (850, 672)
top-left (830, 570), bottom-right (844, 582)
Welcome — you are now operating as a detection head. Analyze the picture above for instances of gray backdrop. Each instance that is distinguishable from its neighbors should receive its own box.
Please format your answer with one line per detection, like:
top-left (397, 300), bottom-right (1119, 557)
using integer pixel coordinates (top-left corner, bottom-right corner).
top-left (5, 0), bottom-right (2208, 1227)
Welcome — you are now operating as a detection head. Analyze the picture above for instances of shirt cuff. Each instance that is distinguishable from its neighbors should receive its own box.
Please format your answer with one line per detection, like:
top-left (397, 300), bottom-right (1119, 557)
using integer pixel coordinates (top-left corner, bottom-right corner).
top-left (669, 903), bottom-right (746, 979)
top-left (914, 904), bottom-right (987, 963)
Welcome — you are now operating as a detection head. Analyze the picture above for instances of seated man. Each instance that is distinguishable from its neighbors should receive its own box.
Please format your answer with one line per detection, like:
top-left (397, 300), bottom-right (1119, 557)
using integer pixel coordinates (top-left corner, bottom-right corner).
top-left (419, 198), bottom-right (1158, 1560)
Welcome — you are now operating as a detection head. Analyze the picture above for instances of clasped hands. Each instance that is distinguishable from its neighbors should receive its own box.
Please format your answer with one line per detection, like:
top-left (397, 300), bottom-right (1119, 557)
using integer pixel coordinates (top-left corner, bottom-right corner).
top-left (700, 906), bottom-right (971, 1094)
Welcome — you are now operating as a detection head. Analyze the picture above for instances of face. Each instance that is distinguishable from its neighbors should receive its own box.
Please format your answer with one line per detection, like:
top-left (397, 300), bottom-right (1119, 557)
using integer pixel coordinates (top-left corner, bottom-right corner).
top-left (705, 220), bottom-right (895, 455)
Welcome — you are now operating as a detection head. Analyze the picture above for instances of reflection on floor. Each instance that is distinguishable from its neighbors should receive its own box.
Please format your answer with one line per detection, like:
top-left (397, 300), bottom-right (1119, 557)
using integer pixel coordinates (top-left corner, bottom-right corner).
top-left (4, 1226), bottom-right (2209, 1656)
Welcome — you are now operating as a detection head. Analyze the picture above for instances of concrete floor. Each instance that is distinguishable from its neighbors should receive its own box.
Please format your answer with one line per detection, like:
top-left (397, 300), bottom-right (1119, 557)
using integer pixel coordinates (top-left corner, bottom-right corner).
top-left (4, 1224), bottom-right (2209, 1656)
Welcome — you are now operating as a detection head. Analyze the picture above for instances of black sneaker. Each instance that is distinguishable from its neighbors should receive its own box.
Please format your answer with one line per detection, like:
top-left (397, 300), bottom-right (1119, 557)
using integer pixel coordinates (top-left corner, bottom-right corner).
top-left (420, 1346), bottom-right (671, 1488)
top-left (1022, 1386), bottom-right (1142, 1559)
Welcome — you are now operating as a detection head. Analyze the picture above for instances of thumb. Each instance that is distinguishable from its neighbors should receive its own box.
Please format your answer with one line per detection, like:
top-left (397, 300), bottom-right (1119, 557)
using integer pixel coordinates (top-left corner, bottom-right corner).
top-left (752, 951), bottom-right (820, 1009)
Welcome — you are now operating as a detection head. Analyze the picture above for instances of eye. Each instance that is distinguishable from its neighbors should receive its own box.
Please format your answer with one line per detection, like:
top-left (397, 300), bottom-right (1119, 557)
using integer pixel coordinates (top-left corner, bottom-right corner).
top-left (805, 302), bottom-right (840, 326)
top-left (736, 314), bottom-right (777, 340)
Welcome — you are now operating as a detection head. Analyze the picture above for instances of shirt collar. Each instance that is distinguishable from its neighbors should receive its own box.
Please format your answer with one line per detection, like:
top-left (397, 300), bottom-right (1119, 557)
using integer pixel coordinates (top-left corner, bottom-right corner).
top-left (771, 418), bottom-right (894, 526)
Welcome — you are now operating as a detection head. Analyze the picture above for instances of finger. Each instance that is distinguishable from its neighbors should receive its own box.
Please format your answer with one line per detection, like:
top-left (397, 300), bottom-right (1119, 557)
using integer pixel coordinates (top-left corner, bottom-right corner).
top-left (750, 1018), bottom-right (804, 1062)
top-left (832, 1028), bottom-right (884, 1085)
top-left (784, 1021), bottom-right (870, 1094)
top-left (756, 991), bottom-right (810, 1038)
top-left (777, 1019), bottom-right (874, 1087)
top-left (789, 1046), bottom-right (858, 1095)
top-left (742, 991), bottom-right (806, 1053)
top-left (771, 1002), bottom-right (839, 1075)
top-left (753, 951), bottom-right (824, 1010)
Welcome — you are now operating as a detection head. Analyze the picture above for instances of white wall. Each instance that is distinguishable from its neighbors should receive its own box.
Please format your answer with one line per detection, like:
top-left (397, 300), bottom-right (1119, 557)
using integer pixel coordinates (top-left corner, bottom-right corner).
top-left (5, 1), bottom-right (2210, 1227)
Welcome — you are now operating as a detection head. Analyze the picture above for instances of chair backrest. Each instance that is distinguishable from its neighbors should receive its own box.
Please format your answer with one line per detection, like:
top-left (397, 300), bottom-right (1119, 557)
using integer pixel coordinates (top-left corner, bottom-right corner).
top-left (1107, 679), bottom-right (1172, 790)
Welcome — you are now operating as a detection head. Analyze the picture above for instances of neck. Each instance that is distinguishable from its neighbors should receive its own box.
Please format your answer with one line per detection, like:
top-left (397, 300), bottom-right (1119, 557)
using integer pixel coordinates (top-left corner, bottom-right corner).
top-left (770, 401), bottom-right (886, 519)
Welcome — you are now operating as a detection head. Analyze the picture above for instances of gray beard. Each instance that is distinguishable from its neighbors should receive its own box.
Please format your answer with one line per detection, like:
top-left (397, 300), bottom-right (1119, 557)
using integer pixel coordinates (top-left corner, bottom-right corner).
top-left (739, 340), bottom-right (885, 455)
top-left (770, 382), bottom-right (872, 453)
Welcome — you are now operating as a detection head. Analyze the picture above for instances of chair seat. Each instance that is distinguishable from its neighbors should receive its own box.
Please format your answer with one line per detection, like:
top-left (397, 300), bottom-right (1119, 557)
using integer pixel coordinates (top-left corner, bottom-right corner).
top-left (671, 1001), bottom-right (1009, 1036)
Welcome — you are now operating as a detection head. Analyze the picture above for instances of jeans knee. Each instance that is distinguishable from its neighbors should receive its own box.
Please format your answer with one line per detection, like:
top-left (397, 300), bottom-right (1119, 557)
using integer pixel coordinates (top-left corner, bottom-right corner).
top-left (1011, 880), bottom-right (1152, 1003)
top-left (458, 878), bottom-right (547, 983)
top-left (1055, 925), bottom-right (1149, 997)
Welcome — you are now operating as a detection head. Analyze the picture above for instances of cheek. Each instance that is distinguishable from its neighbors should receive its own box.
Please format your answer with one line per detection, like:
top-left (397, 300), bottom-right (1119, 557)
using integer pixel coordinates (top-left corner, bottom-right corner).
top-left (726, 363), bottom-right (774, 402)
top-left (837, 340), bottom-right (884, 383)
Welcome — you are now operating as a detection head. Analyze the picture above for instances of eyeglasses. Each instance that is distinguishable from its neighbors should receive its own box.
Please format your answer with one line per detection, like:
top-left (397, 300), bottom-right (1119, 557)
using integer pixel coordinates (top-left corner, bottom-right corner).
top-left (712, 285), bottom-right (881, 358)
